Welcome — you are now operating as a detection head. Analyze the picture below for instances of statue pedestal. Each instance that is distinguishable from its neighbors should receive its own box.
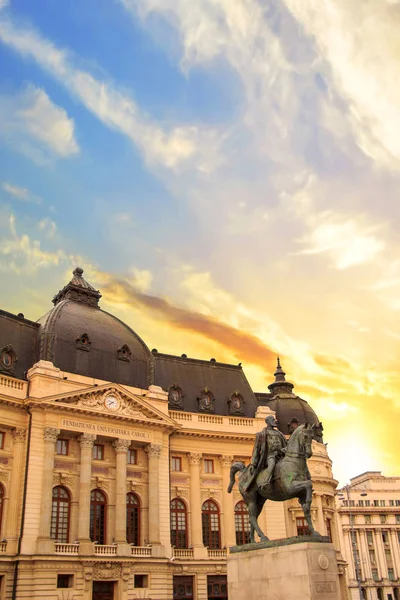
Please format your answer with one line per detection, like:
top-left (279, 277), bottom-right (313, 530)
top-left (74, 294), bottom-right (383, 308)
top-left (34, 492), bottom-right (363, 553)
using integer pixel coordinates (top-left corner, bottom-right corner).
top-left (228, 537), bottom-right (341, 600)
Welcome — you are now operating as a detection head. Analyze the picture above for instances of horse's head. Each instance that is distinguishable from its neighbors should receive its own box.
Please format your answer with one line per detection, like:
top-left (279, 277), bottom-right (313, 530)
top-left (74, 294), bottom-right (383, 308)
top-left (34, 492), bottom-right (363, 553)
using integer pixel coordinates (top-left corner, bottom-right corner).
top-left (288, 422), bottom-right (314, 459)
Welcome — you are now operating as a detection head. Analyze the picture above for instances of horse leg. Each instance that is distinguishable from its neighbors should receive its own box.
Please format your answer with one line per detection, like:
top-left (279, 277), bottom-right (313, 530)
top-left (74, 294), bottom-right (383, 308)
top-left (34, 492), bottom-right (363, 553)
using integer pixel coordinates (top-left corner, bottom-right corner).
top-left (300, 481), bottom-right (320, 536)
top-left (248, 494), bottom-right (268, 543)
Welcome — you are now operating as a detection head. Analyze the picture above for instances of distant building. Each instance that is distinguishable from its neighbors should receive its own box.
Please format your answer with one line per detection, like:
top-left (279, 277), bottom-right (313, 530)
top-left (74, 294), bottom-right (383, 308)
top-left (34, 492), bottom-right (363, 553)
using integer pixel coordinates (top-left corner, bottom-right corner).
top-left (336, 472), bottom-right (400, 600)
top-left (0, 267), bottom-right (347, 600)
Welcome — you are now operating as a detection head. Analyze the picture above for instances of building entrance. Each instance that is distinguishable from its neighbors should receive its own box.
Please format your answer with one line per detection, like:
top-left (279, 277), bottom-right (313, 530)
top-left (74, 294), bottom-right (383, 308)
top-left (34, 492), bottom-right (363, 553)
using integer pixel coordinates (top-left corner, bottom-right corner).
top-left (92, 581), bottom-right (114, 600)
top-left (173, 575), bottom-right (193, 599)
top-left (207, 575), bottom-right (227, 599)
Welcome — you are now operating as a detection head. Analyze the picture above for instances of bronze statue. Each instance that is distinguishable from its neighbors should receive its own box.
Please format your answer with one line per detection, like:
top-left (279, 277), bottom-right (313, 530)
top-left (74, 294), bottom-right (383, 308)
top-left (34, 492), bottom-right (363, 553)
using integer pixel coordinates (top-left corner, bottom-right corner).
top-left (228, 422), bottom-right (320, 543)
top-left (242, 415), bottom-right (287, 492)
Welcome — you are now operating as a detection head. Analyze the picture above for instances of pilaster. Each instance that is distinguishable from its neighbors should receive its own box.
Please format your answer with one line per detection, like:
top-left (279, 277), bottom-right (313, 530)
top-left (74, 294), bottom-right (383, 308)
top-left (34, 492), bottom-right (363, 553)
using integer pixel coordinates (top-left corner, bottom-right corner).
top-left (188, 452), bottom-right (207, 559)
top-left (220, 455), bottom-right (236, 548)
top-left (145, 443), bottom-right (162, 547)
top-left (4, 428), bottom-right (26, 553)
top-left (112, 438), bottom-right (130, 555)
top-left (78, 433), bottom-right (96, 554)
top-left (37, 426), bottom-right (60, 553)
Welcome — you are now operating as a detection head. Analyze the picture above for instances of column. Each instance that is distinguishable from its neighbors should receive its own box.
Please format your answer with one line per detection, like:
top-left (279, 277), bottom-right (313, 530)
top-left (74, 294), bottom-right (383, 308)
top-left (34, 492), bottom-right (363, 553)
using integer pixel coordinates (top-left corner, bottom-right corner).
top-left (314, 493), bottom-right (325, 535)
top-left (5, 428), bottom-right (26, 553)
top-left (77, 433), bottom-right (96, 553)
top-left (37, 427), bottom-right (60, 553)
top-left (220, 455), bottom-right (236, 548)
top-left (374, 530), bottom-right (386, 580)
top-left (145, 444), bottom-right (162, 546)
top-left (188, 452), bottom-right (207, 559)
top-left (359, 530), bottom-right (371, 580)
top-left (389, 530), bottom-right (400, 579)
top-left (112, 438), bottom-right (130, 554)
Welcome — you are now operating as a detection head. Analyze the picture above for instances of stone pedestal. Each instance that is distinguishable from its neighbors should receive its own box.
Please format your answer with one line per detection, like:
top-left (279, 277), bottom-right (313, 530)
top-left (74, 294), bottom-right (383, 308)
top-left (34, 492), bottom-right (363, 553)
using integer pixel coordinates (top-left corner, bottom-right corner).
top-left (228, 537), bottom-right (341, 600)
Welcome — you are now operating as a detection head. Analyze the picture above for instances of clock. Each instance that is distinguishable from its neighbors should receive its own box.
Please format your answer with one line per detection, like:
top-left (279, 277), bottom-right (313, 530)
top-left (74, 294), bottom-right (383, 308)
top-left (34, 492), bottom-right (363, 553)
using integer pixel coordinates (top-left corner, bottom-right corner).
top-left (105, 394), bottom-right (119, 410)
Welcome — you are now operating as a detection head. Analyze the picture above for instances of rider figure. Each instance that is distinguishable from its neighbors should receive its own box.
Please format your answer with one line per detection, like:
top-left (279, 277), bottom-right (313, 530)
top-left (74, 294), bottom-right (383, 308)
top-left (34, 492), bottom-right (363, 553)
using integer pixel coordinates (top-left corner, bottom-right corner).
top-left (244, 415), bottom-right (287, 491)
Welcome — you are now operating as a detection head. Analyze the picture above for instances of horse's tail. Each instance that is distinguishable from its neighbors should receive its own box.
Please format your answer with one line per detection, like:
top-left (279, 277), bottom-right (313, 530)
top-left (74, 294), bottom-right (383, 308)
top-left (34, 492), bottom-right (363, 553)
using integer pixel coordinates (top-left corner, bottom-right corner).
top-left (227, 461), bottom-right (246, 493)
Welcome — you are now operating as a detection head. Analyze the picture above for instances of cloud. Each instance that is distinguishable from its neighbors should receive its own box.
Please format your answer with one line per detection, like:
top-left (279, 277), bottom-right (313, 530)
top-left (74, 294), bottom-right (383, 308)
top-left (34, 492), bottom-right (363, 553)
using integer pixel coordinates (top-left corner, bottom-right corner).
top-left (0, 14), bottom-right (219, 171)
top-left (0, 211), bottom-right (65, 274)
top-left (1, 181), bottom-right (42, 204)
top-left (295, 213), bottom-right (385, 269)
top-left (37, 217), bottom-right (57, 239)
top-left (0, 85), bottom-right (79, 161)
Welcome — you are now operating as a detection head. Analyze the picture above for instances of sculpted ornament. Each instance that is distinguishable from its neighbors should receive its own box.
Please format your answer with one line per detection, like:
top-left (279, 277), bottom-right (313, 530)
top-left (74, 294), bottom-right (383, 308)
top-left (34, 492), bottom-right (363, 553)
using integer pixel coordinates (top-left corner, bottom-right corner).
top-left (93, 563), bottom-right (122, 579)
top-left (188, 453), bottom-right (202, 465)
top-left (12, 428), bottom-right (26, 442)
top-left (112, 438), bottom-right (130, 452)
top-left (145, 444), bottom-right (162, 458)
top-left (220, 455), bottom-right (234, 468)
top-left (43, 427), bottom-right (60, 443)
top-left (78, 433), bottom-right (97, 448)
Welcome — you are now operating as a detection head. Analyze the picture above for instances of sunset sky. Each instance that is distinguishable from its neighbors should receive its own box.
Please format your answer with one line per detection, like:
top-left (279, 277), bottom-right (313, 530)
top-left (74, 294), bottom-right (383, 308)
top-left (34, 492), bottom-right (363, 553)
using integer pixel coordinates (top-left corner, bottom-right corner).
top-left (1, 0), bottom-right (399, 486)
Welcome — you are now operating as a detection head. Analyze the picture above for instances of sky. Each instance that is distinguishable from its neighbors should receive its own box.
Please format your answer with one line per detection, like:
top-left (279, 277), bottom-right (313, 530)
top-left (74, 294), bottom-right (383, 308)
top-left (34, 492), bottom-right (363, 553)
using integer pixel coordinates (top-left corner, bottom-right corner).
top-left (0, 0), bottom-right (399, 486)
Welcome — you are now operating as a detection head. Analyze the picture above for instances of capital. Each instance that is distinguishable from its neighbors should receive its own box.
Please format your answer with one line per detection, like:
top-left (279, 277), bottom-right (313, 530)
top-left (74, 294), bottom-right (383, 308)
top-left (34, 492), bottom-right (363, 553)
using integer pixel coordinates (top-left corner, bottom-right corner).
top-left (43, 427), bottom-right (60, 443)
top-left (112, 438), bottom-right (130, 452)
top-left (188, 452), bottom-right (202, 465)
top-left (12, 428), bottom-right (26, 443)
top-left (78, 433), bottom-right (97, 448)
top-left (220, 455), bottom-right (234, 467)
top-left (145, 443), bottom-right (162, 458)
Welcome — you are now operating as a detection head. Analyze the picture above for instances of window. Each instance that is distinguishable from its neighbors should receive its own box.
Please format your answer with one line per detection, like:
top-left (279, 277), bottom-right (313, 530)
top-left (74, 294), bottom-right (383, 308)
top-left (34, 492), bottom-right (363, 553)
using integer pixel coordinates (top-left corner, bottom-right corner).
top-left (207, 575), bottom-right (228, 599)
top-left (235, 501), bottom-right (251, 545)
top-left (365, 500), bottom-right (370, 507)
top-left (382, 531), bottom-right (389, 545)
top-left (343, 500), bottom-right (348, 507)
top-left (390, 500), bottom-right (395, 506)
top-left (380, 500), bottom-right (385, 507)
top-left (325, 518), bottom-right (332, 542)
top-left (372, 569), bottom-right (379, 582)
top-left (202, 500), bottom-right (221, 549)
top-left (385, 548), bottom-right (392, 562)
top-left (76, 333), bottom-right (91, 351)
top-left (395, 500), bottom-right (400, 507)
top-left (398, 531), bottom-right (400, 544)
top-left (56, 439), bottom-right (69, 456)
top-left (170, 498), bottom-right (188, 549)
top-left (92, 444), bottom-right (104, 460)
top-left (57, 575), bottom-right (73, 588)
top-left (204, 459), bottom-right (214, 474)
top-left (396, 515), bottom-right (400, 524)
top-left (367, 531), bottom-right (373, 545)
top-left (127, 449), bottom-right (137, 465)
top-left (358, 500), bottom-right (364, 507)
top-left (369, 549), bottom-right (376, 565)
top-left (388, 568), bottom-right (395, 581)
top-left (50, 486), bottom-right (70, 543)
top-left (374, 500), bottom-right (379, 507)
top-left (364, 515), bottom-right (371, 524)
top-left (171, 457), bottom-right (182, 472)
top-left (380, 514), bottom-right (386, 524)
top-left (0, 484), bottom-right (4, 533)
top-left (296, 517), bottom-right (311, 536)
top-left (0, 432), bottom-right (4, 449)
top-left (134, 575), bottom-right (148, 588)
top-left (349, 500), bottom-right (355, 507)
top-left (349, 514), bottom-right (356, 525)
top-left (173, 576), bottom-right (193, 600)
top-left (90, 489), bottom-right (107, 545)
top-left (126, 493), bottom-right (140, 546)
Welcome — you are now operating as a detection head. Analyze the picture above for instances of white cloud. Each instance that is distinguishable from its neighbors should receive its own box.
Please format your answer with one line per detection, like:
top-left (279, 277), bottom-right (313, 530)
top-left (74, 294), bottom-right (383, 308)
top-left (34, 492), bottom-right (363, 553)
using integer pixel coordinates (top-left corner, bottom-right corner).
top-left (0, 212), bottom-right (65, 274)
top-left (281, 0), bottom-right (400, 170)
top-left (1, 181), bottom-right (42, 204)
top-left (0, 15), bottom-right (219, 171)
top-left (0, 85), bottom-right (79, 160)
top-left (296, 214), bottom-right (385, 269)
top-left (37, 217), bottom-right (57, 239)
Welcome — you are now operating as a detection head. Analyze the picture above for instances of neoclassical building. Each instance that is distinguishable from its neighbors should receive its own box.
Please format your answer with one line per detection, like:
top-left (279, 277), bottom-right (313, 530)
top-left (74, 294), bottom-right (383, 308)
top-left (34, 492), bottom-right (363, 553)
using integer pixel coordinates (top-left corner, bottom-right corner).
top-left (336, 472), bottom-right (400, 600)
top-left (0, 268), bottom-right (346, 600)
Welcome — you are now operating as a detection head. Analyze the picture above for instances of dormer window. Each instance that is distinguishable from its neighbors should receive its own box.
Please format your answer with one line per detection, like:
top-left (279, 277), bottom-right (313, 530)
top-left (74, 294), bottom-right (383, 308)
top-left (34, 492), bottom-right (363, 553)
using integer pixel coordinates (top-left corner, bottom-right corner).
top-left (76, 333), bottom-right (91, 351)
top-left (117, 344), bottom-right (132, 362)
top-left (0, 345), bottom-right (17, 375)
top-left (228, 392), bottom-right (245, 416)
top-left (198, 387), bottom-right (215, 413)
top-left (168, 384), bottom-right (184, 409)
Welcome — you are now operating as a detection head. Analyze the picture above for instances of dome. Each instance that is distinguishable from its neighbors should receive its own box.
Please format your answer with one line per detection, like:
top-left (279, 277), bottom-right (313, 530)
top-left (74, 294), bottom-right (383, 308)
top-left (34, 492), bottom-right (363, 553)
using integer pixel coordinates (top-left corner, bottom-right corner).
top-left (36, 267), bottom-right (152, 388)
top-left (256, 358), bottom-right (321, 436)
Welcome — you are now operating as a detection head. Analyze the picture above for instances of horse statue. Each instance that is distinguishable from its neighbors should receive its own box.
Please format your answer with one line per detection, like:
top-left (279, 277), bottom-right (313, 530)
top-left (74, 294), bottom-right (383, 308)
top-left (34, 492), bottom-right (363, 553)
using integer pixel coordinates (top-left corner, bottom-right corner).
top-left (227, 423), bottom-right (319, 544)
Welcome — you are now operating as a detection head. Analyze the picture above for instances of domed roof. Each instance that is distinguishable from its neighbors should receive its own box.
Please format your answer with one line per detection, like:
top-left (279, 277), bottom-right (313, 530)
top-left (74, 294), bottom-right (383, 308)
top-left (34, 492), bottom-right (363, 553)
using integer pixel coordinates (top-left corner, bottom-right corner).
top-left (36, 268), bottom-right (152, 388)
top-left (255, 358), bottom-right (320, 435)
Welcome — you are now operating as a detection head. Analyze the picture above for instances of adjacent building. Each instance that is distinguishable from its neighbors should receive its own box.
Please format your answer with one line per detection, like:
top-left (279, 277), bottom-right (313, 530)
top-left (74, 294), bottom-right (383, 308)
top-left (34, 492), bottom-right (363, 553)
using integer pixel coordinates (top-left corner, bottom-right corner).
top-left (0, 267), bottom-right (347, 600)
top-left (336, 472), bottom-right (400, 600)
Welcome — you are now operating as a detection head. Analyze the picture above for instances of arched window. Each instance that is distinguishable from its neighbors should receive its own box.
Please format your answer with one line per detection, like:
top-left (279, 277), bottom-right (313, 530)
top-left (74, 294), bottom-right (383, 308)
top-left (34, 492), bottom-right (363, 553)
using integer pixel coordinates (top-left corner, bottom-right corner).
top-left (202, 500), bottom-right (221, 549)
top-left (126, 493), bottom-right (140, 546)
top-left (50, 486), bottom-right (70, 543)
top-left (171, 498), bottom-right (188, 548)
top-left (0, 484), bottom-right (4, 535)
top-left (234, 501), bottom-right (250, 545)
top-left (90, 489), bottom-right (107, 545)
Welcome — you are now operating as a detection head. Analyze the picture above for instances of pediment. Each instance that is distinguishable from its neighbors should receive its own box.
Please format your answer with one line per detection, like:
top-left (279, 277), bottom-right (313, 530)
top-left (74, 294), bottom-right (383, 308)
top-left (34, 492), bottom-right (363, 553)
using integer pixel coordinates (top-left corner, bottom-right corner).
top-left (41, 383), bottom-right (177, 428)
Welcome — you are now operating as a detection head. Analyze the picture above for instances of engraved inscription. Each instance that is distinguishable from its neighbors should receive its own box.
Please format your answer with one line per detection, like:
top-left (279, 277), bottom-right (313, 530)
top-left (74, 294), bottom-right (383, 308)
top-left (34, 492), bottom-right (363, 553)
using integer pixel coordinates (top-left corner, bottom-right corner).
top-left (316, 581), bottom-right (336, 594)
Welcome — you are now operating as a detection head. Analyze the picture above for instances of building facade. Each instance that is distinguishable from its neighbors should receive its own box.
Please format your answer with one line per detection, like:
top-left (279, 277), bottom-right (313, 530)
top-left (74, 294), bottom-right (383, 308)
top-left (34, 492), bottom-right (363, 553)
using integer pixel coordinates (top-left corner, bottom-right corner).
top-left (0, 268), bottom-right (347, 600)
top-left (336, 472), bottom-right (400, 600)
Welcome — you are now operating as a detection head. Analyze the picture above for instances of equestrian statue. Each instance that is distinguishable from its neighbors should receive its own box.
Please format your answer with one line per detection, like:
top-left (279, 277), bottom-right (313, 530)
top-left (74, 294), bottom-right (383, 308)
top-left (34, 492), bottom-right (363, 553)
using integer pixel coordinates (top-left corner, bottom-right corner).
top-left (227, 415), bottom-right (320, 544)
